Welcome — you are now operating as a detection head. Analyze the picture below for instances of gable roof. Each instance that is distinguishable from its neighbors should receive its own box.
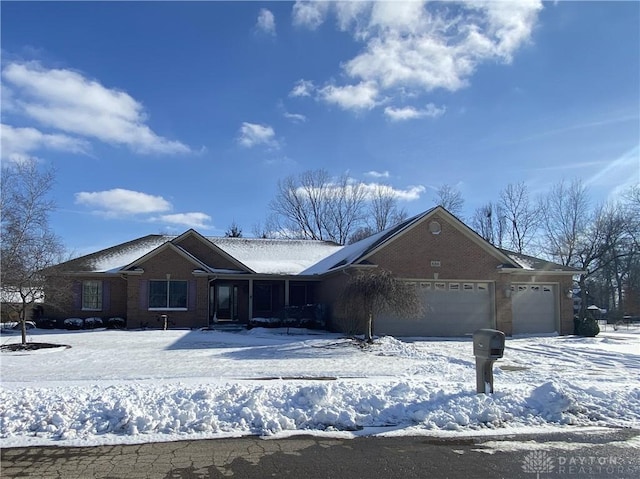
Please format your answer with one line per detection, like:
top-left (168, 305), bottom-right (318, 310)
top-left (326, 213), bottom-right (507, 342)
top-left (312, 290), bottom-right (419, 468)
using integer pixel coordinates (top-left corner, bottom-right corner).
top-left (56, 233), bottom-right (343, 275)
top-left (301, 206), bottom-right (578, 276)
top-left (52, 207), bottom-right (579, 278)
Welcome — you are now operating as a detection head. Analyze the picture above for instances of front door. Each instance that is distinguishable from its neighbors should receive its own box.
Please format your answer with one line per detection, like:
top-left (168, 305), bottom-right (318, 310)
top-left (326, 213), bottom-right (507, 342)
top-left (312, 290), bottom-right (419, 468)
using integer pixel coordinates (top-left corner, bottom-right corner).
top-left (213, 283), bottom-right (237, 321)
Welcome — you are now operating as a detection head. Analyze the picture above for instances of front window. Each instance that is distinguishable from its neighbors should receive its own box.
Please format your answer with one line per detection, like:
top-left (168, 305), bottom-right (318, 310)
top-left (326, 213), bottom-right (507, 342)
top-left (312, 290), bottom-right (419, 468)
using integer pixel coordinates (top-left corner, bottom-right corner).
top-left (82, 280), bottom-right (102, 310)
top-left (254, 282), bottom-right (272, 311)
top-left (149, 280), bottom-right (188, 310)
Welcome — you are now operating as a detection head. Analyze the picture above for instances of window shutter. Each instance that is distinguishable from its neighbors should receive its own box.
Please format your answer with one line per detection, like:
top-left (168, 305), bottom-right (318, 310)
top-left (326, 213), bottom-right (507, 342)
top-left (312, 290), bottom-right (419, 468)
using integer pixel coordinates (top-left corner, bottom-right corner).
top-left (73, 281), bottom-right (82, 310)
top-left (188, 280), bottom-right (197, 311)
top-left (102, 281), bottom-right (110, 312)
top-left (139, 280), bottom-right (148, 310)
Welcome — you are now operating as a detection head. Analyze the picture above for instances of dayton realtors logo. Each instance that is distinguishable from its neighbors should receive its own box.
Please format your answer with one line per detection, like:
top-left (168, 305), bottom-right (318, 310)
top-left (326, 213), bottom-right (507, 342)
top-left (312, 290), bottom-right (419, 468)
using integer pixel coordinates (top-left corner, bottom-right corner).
top-left (522, 451), bottom-right (636, 477)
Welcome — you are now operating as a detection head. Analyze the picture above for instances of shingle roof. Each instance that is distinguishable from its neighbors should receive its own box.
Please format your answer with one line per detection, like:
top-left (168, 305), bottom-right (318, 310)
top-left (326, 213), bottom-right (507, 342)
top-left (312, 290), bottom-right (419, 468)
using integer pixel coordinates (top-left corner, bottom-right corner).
top-left (57, 234), bottom-right (343, 275)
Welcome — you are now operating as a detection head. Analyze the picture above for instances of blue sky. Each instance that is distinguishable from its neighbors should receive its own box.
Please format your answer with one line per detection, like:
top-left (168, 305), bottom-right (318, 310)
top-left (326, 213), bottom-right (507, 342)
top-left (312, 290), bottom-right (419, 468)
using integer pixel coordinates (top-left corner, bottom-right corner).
top-left (1, 1), bottom-right (638, 255)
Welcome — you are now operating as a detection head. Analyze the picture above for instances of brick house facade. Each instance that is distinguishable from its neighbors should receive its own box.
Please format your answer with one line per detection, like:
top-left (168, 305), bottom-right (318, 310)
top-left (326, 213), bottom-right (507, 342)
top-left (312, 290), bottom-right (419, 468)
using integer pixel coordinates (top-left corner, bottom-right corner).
top-left (44, 207), bottom-right (581, 336)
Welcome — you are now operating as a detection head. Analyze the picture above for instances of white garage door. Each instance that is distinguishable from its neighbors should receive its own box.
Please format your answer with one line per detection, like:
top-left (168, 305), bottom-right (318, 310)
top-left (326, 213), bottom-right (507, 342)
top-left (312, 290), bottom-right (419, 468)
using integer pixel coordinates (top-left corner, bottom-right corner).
top-left (376, 281), bottom-right (494, 337)
top-left (511, 284), bottom-right (557, 335)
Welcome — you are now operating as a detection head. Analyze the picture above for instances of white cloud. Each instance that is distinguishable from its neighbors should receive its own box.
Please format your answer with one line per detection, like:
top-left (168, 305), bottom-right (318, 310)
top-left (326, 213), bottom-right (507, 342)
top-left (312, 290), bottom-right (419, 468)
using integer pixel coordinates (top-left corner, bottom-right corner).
top-left (365, 170), bottom-right (390, 179)
top-left (361, 183), bottom-right (426, 201)
top-left (238, 122), bottom-right (278, 148)
top-left (75, 188), bottom-right (171, 216)
top-left (384, 103), bottom-right (446, 121)
top-left (289, 79), bottom-right (315, 98)
top-left (284, 112), bottom-right (307, 123)
top-left (1, 123), bottom-right (90, 163)
top-left (292, 1), bottom-right (330, 29)
top-left (319, 81), bottom-right (379, 111)
top-left (256, 8), bottom-right (276, 36)
top-left (2, 62), bottom-right (192, 155)
top-left (151, 212), bottom-right (212, 229)
top-left (292, 0), bottom-right (542, 111)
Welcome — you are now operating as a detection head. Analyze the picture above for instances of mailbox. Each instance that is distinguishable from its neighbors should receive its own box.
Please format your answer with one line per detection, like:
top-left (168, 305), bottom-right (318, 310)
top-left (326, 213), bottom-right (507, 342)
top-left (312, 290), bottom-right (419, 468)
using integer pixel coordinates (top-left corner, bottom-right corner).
top-left (473, 329), bottom-right (505, 359)
top-left (472, 328), bottom-right (505, 394)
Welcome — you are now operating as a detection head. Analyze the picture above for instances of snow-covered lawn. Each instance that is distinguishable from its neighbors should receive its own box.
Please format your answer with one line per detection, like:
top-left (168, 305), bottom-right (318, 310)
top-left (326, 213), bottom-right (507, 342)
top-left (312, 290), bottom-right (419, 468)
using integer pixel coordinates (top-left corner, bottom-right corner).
top-left (1, 326), bottom-right (639, 448)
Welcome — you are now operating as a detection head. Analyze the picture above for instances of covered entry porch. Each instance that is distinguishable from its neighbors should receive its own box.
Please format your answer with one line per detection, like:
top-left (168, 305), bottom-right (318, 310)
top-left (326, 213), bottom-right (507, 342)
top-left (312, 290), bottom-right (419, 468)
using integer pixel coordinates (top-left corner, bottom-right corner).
top-left (208, 277), bottom-right (318, 325)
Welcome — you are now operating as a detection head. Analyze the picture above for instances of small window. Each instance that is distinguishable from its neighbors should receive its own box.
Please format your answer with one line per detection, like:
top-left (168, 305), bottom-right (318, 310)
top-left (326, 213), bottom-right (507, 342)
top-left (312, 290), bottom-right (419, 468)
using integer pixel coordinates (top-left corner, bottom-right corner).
top-left (429, 221), bottom-right (442, 235)
top-left (82, 280), bottom-right (102, 310)
top-left (430, 260), bottom-right (441, 267)
top-left (420, 282), bottom-right (431, 290)
top-left (463, 283), bottom-right (474, 291)
top-left (149, 280), bottom-right (188, 310)
top-left (477, 283), bottom-right (488, 291)
top-left (543, 285), bottom-right (552, 293)
top-left (518, 285), bottom-right (527, 291)
top-left (449, 283), bottom-right (460, 291)
top-left (531, 285), bottom-right (540, 292)
top-left (434, 282), bottom-right (446, 291)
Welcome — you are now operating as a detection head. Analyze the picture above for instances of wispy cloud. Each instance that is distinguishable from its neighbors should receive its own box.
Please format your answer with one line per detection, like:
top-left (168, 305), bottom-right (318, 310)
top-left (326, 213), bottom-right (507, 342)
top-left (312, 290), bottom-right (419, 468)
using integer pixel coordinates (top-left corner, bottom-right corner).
top-left (319, 81), bottom-right (379, 111)
top-left (256, 8), bottom-right (276, 36)
top-left (365, 170), bottom-right (390, 179)
top-left (1, 123), bottom-right (90, 163)
top-left (151, 212), bottom-right (212, 229)
top-left (289, 79), bottom-right (315, 98)
top-left (237, 122), bottom-right (278, 148)
top-left (384, 103), bottom-right (446, 121)
top-left (2, 61), bottom-right (193, 155)
top-left (284, 111), bottom-right (307, 123)
top-left (292, 1), bottom-right (330, 30)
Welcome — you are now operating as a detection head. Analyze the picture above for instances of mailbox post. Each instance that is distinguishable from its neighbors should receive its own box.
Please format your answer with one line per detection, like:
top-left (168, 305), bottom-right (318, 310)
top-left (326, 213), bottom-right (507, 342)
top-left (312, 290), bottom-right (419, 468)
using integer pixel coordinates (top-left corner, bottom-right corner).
top-left (472, 329), bottom-right (505, 394)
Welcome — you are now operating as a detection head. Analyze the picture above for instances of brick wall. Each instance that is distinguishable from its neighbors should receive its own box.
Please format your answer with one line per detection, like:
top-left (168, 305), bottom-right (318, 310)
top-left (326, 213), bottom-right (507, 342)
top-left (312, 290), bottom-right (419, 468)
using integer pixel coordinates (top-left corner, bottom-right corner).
top-left (126, 247), bottom-right (208, 329)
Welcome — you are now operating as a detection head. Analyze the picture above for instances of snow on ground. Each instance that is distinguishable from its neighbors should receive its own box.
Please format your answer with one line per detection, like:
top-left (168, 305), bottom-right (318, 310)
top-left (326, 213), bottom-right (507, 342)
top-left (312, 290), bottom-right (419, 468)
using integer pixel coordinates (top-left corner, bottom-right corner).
top-left (1, 326), bottom-right (639, 448)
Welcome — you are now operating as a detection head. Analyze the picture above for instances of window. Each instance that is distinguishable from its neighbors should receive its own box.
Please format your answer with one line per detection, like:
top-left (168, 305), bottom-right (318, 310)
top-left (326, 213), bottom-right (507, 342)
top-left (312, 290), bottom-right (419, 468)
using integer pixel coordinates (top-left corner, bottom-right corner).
top-left (254, 283), bottom-right (272, 311)
top-left (82, 280), bottom-right (102, 310)
top-left (434, 282), bottom-right (446, 291)
top-left (463, 283), bottom-right (474, 291)
top-left (449, 283), bottom-right (460, 291)
top-left (430, 260), bottom-right (441, 267)
top-left (149, 280), bottom-right (188, 310)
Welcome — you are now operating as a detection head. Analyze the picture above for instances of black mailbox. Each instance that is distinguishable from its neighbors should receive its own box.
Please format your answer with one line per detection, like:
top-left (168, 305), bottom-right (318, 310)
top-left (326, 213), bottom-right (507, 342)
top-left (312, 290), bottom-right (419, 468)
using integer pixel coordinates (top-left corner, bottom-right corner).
top-left (473, 329), bottom-right (505, 359)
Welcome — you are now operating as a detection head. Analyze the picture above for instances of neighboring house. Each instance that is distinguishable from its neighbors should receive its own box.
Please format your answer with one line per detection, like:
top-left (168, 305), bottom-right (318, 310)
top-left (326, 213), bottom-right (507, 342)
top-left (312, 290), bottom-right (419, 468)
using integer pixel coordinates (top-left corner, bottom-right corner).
top-left (44, 207), bottom-right (581, 336)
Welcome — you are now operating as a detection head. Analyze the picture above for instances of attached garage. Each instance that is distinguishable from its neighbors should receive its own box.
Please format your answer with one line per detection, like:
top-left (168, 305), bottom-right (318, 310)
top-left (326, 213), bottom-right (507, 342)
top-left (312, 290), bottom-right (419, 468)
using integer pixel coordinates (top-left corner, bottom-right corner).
top-left (376, 281), bottom-right (495, 337)
top-left (511, 284), bottom-right (558, 335)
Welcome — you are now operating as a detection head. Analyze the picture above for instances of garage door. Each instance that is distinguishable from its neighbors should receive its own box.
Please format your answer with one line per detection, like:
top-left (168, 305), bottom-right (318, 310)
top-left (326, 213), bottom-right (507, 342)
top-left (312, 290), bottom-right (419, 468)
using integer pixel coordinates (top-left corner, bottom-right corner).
top-left (376, 281), bottom-right (494, 337)
top-left (511, 284), bottom-right (557, 335)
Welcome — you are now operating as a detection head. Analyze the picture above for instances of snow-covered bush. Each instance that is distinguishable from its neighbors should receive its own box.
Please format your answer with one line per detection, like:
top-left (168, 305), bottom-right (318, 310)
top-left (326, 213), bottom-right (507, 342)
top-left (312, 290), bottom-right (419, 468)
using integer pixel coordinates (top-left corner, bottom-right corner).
top-left (106, 317), bottom-right (126, 329)
top-left (84, 317), bottom-right (103, 329)
top-left (63, 318), bottom-right (84, 330)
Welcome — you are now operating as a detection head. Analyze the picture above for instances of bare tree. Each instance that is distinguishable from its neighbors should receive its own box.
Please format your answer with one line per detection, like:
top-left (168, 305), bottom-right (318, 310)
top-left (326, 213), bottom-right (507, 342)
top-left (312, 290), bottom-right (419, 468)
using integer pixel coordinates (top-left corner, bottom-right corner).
top-left (538, 179), bottom-right (590, 266)
top-left (268, 169), bottom-right (366, 244)
top-left (367, 184), bottom-right (408, 232)
top-left (471, 202), bottom-right (506, 247)
top-left (434, 184), bottom-right (464, 217)
top-left (337, 269), bottom-right (423, 342)
top-left (1, 159), bottom-right (67, 344)
top-left (499, 182), bottom-right (540, 253)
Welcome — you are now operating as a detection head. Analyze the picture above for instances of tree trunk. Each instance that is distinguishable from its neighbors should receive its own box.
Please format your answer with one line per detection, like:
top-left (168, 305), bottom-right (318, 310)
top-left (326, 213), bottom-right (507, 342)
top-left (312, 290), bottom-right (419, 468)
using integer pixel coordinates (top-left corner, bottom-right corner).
top-left (365, 312), bottom-right (373, 343)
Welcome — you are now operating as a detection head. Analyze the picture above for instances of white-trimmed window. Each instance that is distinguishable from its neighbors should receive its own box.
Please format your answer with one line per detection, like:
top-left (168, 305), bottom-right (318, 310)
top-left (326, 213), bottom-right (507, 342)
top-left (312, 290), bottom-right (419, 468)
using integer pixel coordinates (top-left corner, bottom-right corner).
top-left (149, 280), bottom-right (188, 310)
top-left (82, 280), bottom-right (103, 310)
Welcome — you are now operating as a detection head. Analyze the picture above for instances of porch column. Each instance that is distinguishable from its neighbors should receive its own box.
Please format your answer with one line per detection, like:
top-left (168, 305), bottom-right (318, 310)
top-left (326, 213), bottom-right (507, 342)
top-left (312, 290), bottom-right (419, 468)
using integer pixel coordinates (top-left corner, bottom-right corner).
top-left (248, 279), bottom-right (253, 320)
top-left (284, 279), bottom-right (290, 307)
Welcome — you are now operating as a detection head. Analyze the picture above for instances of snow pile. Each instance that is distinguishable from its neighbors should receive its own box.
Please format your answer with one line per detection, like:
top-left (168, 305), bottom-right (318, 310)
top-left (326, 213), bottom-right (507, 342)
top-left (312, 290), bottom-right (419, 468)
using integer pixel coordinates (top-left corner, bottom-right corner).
top-left (1, 328), bottom-right (638, 447)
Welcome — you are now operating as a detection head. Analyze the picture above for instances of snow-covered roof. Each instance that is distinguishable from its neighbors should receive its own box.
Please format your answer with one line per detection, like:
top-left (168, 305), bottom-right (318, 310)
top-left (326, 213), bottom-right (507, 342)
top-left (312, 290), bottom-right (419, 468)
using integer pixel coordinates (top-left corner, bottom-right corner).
top-left (206, 237), bottom-right (344, 275)
top-left (499, 249), bottom-right (581, 273)
top-left (301, 210), bottom-right (432, 275)
top-left (64, 234), bottom-right (344, 276)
